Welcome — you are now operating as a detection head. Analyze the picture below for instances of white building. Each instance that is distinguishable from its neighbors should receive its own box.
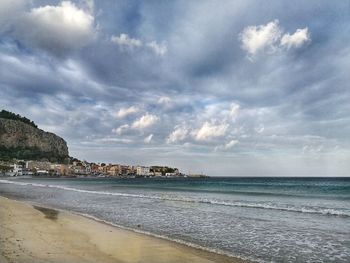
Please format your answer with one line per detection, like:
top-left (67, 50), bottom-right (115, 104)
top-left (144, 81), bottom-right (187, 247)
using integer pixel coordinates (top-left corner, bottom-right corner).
top-left (36, 170), bottom-right (49, 176)
top-left (165, 172), bottom-right (177, 177)
top-left (13, 164), bottom-right (23, 175)
top-left (136, 166), bottom-right (150, 176)
top-left (8, 164), bottom-right (32, 176)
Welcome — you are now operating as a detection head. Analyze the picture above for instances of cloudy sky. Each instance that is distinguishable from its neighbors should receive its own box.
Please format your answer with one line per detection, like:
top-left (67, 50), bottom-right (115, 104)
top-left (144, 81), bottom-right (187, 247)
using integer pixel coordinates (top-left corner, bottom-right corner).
top-left (1, 0), bottom-right (349, 176)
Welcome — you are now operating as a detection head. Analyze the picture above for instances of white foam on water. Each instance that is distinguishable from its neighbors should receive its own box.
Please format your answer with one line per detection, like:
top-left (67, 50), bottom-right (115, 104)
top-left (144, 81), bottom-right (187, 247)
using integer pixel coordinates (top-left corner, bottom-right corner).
top-left (1, 179), bottom-right (349, 217)
top-left (76, 212), bottom-right (259, 262)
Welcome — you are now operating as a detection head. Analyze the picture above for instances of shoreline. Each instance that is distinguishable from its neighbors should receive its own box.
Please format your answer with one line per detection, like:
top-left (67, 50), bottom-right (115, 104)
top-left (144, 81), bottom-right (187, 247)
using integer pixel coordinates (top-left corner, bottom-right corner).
top-left (0, 196), bottom-right (248, 263)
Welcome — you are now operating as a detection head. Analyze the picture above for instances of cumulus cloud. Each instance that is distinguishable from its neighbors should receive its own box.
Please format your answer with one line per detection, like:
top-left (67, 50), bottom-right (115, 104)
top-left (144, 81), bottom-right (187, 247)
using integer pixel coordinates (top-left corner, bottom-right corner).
top-left (239, 20), bottom-right (282, 55)
top-left (111, 33), bottom-right (142, 49)
top-left (144, 134), bottom-right (153, 143)
top-left (239, 20), bottom-right (310, 56)
top-left (167, 126), bottom-right (189, 143)
top-left (112, 124), bottom-right (129, 135)
top-left (224, 139), bottom-right (239, 149)
top-left (280, 28), bottom-right (310, 49)
top-left (115, 106), bottom-right (139, 118)
top-left (157, 96), bottom-right (174, 109)
top-left (110, 34), bottom-right (167, 56)
top-left (166, 103), bottom-right (239, 144)
top-left (16, 1), bottom-right (94, 56)
top-left (132, 114), bottom-right (159, 130)
top-left (147, 41), bottom-right (168, 56)
top-left (215, 139), bottom-right (239, 151)
top-left (193, 122), bottom-right (229, 141)
top-left (158, 96), bottom-right (172, 105)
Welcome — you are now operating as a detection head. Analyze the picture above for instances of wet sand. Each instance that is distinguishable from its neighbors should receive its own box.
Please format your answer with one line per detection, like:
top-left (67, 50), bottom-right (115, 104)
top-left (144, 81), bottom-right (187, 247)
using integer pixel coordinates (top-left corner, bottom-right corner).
top-left (0, 196), bottom-right (247, 263)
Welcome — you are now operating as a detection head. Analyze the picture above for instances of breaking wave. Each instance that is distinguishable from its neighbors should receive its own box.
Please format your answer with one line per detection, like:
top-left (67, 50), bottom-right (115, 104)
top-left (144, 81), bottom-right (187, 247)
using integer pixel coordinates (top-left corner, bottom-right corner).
top-left (1, 179), bottom-right (349, 217)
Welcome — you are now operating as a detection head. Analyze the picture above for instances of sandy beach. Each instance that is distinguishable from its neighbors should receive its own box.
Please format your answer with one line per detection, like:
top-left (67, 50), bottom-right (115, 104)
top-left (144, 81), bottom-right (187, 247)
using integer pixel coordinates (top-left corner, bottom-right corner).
top-left (0, 196), bottom-right (245, 263)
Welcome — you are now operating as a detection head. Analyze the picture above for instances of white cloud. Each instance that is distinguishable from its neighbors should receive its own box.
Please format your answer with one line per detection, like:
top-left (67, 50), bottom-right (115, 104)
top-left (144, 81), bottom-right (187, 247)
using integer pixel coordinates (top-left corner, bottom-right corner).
top-left (215, 139), bottom-right (239, 151)
top-left (224, 139), bottom-right (239, 149)
top-left (239, 20), bottom-right (310, 56)
top-left (193, 122), bottom-right (229, 141)
top-left (201, 102), bottom-right (239, 122)
top-left (229, 103), bottom-right (240, 119)
top-left (96, 137), bottom-right (132, 144)
top-left (132, 114), bottom-right (159, 130)
top-left (110, 34), bottom-right (167, 55)
top-left (147, 41), bottom-right (168, 56)
top-left (167, 126), bottom-right (188, 143)
top-left (280, 28), bottom-right (310, 49)
top-left (158, 96), bottom-right (172, 105)
top-left (111, 33), bottom-right (142, 49)
top-left (115, 106), bottom-right (139, 118)
top-left (239, 20), bottom-right (282, 55)
top-left (16, 1), bottom-right (94, 55)
top-left (144, 134), bottom-right (153, 143)
top-left (112, 124), bottom-right (129, 135)
top-left (255, 125), bottom-right (265, 133)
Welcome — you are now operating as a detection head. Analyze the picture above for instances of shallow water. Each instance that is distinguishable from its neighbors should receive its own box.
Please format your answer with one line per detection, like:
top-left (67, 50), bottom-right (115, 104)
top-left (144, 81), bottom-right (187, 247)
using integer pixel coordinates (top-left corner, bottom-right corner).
top-left (0, 177), bottom-right (349, 262)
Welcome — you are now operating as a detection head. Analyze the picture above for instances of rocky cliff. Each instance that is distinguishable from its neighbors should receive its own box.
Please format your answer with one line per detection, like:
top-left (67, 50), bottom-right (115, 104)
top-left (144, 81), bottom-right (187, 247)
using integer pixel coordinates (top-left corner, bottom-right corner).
top-left (0, 118), bottom-right (69, 162)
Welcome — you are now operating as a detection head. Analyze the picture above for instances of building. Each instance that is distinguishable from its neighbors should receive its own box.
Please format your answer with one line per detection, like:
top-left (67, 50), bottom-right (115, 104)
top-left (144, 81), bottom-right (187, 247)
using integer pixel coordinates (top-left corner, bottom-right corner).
top-left (107, 164), bottom-right (137, 176)
top-left (50, 164), bottom-right (70, 176)
top-left (13, 164), bottom-right (23, 175)
top-left (90, 164), bottom-right (100, 174)
top-left (136, 166), bottom-right (150, 176)
top-left (107, 165), bottom-right (120, 177)
top-left (127, 165), bottom-right (136, 175)
top-left (153, 171), bottom-right (163, 177)
top-left (26, 161), bottom-right (51, 171)
top-left (150, 166), bottom-right (180, 177)
top-left (36, 170), bottom-right (49, 176)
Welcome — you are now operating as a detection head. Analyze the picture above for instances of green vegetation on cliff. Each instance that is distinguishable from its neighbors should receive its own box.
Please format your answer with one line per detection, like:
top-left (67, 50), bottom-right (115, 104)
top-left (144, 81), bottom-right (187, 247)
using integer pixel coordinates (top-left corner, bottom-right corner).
top-left (0, 110), bottom-right (69, 163)
top-left (0, 110), bottom-right (37, 128)
top-left (0, 145), bottom-right (68, 163)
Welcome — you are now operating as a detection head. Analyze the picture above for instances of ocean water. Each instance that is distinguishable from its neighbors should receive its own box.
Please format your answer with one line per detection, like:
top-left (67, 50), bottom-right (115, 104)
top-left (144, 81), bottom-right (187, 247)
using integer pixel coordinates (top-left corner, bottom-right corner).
top-left (0, 177), bottom-right (349, 262)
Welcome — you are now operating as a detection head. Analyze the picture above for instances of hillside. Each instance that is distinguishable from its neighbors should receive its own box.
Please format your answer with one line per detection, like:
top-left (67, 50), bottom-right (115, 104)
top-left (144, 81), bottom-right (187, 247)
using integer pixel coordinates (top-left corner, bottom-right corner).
top-left (0, 110), bottom-right (38, 128)
top-left (0, 112), bottom-right (69, 162)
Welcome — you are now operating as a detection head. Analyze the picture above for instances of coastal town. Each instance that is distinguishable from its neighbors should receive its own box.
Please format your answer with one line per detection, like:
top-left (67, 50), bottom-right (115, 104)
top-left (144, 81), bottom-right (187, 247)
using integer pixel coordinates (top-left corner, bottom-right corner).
top-left (0, 159), bottom-right (206, 178)
top-left (0, 110), bottom-right (207, 179)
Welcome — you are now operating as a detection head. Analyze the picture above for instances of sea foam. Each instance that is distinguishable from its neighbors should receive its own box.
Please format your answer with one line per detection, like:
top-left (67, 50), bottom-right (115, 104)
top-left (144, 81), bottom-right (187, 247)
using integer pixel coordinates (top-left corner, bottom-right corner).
top-left (1, 179), bottom-right (349, 217)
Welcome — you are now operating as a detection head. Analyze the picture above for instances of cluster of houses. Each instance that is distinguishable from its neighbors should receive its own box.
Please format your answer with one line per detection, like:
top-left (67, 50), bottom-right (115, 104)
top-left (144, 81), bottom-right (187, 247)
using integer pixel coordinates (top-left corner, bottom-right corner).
top-left (1, 160), bottom-right (182, 178)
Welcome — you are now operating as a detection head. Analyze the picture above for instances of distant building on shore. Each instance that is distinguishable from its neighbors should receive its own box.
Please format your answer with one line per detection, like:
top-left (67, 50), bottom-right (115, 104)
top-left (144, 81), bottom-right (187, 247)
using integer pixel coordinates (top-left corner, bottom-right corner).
top-left (1, 158), bottom-right (185, 178)
top-left (26, 161), bottom-right (51, 171)
top-left (150, 166), bottom-right (180, 177)
top-left (137, 166), bottom-right (151, 176)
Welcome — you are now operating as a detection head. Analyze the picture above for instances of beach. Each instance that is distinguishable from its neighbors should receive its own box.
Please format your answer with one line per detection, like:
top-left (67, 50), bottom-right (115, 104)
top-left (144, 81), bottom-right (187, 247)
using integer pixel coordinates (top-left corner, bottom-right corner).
top-left (0, 177), bottom-right (349, 262)
top-left (0, 196), bottom-right (244, 263)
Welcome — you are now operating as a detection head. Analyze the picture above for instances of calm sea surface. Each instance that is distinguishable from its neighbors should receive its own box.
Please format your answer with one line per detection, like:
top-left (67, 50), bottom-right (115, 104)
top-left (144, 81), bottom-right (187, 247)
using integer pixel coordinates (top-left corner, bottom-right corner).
top-left (0, 177), bottom-right (349, 262)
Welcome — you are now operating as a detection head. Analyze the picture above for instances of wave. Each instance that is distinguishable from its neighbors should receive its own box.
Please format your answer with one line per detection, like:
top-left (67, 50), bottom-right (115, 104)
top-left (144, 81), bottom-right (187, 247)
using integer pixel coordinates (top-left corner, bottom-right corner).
top-left (23, 200), bottom-right (259, 263)
top-left (1, 179), bottom-right (349, 217)
top-left (74, 212), bottom-right (258, 263)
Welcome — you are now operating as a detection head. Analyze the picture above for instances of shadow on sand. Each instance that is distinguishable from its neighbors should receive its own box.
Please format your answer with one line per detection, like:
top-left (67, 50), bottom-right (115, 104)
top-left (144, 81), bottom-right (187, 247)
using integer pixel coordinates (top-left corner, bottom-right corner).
top-left (33, 206), bottom-right (59, 220)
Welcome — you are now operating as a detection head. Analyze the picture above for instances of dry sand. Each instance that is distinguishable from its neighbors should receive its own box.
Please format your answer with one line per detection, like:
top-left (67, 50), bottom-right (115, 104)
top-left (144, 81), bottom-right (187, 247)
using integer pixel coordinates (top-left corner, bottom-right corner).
top-left (0, 196), bottom-right (246, 263)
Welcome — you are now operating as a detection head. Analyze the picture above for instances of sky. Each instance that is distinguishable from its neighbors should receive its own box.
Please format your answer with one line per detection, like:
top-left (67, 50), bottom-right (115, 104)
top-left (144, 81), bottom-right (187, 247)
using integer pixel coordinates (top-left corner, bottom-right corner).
top-left (0, 0), bottom-right (349, 176)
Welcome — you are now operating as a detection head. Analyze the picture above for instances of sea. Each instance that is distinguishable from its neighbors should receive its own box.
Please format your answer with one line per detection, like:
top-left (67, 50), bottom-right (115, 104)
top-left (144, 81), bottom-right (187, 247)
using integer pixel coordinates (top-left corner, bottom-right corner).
top-left (0, 177), bottom-right (349, 263)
